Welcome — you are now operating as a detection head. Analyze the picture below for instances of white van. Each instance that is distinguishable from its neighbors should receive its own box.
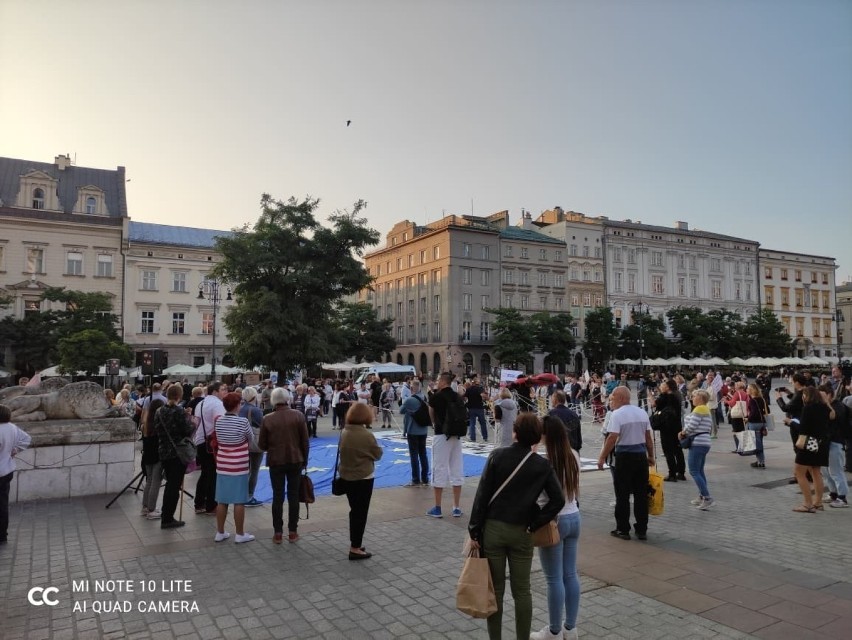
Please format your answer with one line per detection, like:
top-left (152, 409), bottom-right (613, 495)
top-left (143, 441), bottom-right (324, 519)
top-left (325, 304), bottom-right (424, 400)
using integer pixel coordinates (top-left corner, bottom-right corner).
top-left (355, 364), bottom-right (416, 385)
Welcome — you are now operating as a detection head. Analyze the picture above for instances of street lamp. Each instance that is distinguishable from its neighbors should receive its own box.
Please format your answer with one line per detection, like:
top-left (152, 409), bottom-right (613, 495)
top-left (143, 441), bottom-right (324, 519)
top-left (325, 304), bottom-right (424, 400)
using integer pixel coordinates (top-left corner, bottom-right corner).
top-left (631, 302), bottom-right (650, 369)
top-left (198, 279), bottom-right (232, 380)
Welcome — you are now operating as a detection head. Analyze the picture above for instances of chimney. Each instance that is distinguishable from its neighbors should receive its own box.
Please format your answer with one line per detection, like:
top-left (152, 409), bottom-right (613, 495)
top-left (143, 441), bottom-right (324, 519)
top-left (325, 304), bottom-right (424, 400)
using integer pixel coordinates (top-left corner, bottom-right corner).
top-left (675, 221), bottom-right (689, 231)
top-left (55, 154), bottom-right (71, 171)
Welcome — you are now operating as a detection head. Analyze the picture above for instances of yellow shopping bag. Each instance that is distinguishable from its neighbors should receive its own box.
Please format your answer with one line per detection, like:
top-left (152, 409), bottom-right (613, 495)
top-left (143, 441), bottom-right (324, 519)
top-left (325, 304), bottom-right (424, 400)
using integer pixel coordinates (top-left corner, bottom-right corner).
top-left (648, 468), bottom-right (665, 516)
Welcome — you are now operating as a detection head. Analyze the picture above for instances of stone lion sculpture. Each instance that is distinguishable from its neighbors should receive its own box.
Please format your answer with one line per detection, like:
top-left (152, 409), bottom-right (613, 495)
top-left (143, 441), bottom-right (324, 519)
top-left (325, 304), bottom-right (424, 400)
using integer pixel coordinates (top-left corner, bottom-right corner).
top-left (0, 381), bottom-right (122, 422)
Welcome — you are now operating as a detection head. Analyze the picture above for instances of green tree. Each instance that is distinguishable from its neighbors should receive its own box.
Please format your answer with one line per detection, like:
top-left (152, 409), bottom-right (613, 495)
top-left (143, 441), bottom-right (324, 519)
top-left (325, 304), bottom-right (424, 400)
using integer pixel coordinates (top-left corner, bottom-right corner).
top-left (704, 309), bottom-right (745, 359)
top-left (533, 312), bottom-right (576, 368)
top-left (583, 307), bottom-right (619, 370)
top-left (57, 329), bottom-right (133, 376)
top-left (618, 311), bottom-right (668, 360)
top-left (0, 312), bottom-right (58, 375)
top-left (212, 195), bottom-right (380, 373)
top-left (666, 306), bottom-right (709, 357)
top-left (741, 307), bottom-right (793, 357)
top-left (334, 301), bottom-right (396, 363)
top-left (490, 308), bottom-right (536, 369)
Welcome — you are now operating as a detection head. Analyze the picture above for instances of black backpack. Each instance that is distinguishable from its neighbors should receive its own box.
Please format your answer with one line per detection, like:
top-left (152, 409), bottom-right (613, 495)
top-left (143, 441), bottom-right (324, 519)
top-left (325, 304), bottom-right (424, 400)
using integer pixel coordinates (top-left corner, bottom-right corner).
top-left (444, 395), bottom-right (469, 438)
top-left (411, 396), bottom-right (432, 427)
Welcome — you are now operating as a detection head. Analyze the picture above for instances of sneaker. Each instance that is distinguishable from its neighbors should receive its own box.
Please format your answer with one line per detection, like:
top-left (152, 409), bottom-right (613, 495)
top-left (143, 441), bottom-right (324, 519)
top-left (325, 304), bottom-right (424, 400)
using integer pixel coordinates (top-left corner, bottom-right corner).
top-left (690, 497), bottom-right (703, 506)
top-left (699, 498), bottom-right (715, 510)
top-left (195, 508), bottom-right (206, 515)
top-left (146, 510), bottom-right (162, 520)
top-left (829, 499), bottom-right (849, 508)
top-left (421, 482), bottom-right (430, 488)
top-left (235, 533), bottom-right (255, 544)
top-left (288, 532), bottom-right (299, 543)
top-left (214, 532), bottom-right (231, 543)
top-left (244, 498), bottom-right (262, 507)
top-left (161, 520), bottom-right (185, 529)
top-left (273, 533), bottom-right (283, 544)
top-left (751, 462), bottom-right (766, 468)
top-left (451, 507), bottom-right (463, 518)
top-left (140, 507), bottom-right (149, 517)
top-left (563, 628), bottom-right (579, 640)
top-left (530, 625), bottom-right (561, 640)
top-left (610, 530), bottom-right (631, 540)
top-left (426, 506), bottom-right (443, 518)
top-left (635, 533), bottom-right (647, 541)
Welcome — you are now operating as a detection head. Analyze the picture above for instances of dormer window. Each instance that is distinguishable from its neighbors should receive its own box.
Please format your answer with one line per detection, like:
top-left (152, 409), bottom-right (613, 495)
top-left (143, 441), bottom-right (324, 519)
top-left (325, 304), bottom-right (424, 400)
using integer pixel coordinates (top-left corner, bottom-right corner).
top-left (32, 188), bottom-right (45, 209)
top-left (85, 196), bottom-right (97, 214)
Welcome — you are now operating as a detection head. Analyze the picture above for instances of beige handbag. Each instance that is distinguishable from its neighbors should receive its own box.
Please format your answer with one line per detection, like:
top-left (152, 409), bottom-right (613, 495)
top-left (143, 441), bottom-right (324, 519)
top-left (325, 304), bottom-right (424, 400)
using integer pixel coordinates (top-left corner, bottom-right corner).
top-left (531, 520), bottom-right (560, 547)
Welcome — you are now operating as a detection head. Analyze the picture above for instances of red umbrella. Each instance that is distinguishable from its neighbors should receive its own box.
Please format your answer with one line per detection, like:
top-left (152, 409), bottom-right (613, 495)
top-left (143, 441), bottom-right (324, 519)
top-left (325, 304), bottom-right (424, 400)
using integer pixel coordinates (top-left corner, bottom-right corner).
top-left (531, 373), bottom-right (559, 385)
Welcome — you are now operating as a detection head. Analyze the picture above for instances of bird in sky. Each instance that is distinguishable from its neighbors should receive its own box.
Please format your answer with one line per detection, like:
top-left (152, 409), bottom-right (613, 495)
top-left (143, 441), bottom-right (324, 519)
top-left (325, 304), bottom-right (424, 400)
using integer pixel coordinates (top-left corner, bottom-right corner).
top-left (346, 120), bottom-right (351, 127)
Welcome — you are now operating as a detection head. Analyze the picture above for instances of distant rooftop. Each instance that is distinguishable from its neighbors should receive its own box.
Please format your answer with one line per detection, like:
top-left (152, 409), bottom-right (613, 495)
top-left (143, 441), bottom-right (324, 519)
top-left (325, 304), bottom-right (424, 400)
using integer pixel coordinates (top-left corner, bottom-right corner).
top-left (499, 226), bottom-right (566, 245)
top-left (128, 221), bottom-right (233, 249)
top-left (603, 218), bottom-right (757, 245)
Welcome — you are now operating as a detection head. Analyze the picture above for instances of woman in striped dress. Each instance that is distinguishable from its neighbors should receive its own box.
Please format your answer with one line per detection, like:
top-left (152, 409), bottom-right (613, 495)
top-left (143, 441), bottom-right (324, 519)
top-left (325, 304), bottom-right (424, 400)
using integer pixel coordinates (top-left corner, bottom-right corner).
top-left (214, 393), bottom-right (256, 544)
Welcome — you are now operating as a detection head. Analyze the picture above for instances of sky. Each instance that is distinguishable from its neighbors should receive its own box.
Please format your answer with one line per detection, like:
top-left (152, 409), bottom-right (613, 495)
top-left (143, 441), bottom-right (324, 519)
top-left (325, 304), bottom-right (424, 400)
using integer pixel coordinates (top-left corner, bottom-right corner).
top-left (2, 1), bottom-right (850, 283)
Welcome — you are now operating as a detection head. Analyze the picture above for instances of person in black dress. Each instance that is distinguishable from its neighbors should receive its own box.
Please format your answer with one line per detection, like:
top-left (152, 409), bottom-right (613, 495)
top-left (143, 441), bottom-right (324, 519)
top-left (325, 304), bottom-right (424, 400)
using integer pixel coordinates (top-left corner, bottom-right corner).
top-left (791, 386), bottom-right (831, 513)
top-left (651, 380), bottom-right (685, 482)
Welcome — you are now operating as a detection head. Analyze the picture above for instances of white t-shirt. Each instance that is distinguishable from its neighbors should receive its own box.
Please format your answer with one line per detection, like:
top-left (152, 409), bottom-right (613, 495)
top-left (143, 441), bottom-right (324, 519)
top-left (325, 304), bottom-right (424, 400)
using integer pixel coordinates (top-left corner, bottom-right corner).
top-left (608, 404), bottom-right (652, 446)
top-left (194, 395), bottom-right (225, 445)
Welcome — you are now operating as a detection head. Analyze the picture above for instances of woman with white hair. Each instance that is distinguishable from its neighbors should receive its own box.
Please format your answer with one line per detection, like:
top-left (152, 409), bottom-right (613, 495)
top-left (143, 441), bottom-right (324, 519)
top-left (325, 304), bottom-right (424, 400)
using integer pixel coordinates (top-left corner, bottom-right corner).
top-left (240, 386), bottom-right (265, 507)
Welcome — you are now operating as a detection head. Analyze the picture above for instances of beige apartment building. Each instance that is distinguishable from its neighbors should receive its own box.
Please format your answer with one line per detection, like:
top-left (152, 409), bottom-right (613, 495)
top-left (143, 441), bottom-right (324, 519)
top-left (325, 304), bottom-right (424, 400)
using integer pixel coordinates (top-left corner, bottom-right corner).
top-left (124, 222), bottom-right (234, 369)
top-left (363, 214), bottom-right (502, 377)
top-left (535, 207), bottom-right (605, 371)
top-left (760, 249), bottom-right (838, 360)
top-left (0, 155), bottom-right (127, 372)
top-left (836, 281), bottom-right (852, 362)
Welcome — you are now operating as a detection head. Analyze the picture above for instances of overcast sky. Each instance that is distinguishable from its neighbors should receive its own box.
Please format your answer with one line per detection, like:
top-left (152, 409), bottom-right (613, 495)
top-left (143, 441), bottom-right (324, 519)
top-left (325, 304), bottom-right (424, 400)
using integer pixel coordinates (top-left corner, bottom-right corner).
top-left (2, 1), bottom-right (850, 282)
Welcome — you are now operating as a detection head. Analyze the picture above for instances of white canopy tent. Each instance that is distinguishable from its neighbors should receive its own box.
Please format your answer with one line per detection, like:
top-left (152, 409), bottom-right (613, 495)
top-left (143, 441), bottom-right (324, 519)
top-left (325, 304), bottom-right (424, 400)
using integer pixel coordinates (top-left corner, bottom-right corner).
top-left (191, 363), bottom-right (243, 376)
top-left (39, 364), bottom-right (129, 378)
top-left (162, 363), bottom-right (203, 376)
top-left (320, 361), bottom-right (362, 372)
top-left (665, 357), bottom-right (692, 367)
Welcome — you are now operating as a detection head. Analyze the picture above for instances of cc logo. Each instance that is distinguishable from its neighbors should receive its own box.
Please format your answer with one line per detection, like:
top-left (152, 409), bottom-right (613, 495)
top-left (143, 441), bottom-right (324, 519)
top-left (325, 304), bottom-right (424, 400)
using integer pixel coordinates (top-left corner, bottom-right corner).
top-left (27, 586), bottom-right (59, 606)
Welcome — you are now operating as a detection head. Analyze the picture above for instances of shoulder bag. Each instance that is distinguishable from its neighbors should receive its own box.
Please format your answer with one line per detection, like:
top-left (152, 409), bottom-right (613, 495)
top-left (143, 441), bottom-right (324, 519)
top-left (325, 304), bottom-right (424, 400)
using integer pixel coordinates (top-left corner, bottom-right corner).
top-left (199, 400), bottom-right (218, 458)
top-left (299, 469), bottom-right (316, 518)
top-left (730, 394), bottom-right (747, 419)
top-left (760, 398), bottom-right (775, 431)
top-left (331, 430), bottom-right (347, 495)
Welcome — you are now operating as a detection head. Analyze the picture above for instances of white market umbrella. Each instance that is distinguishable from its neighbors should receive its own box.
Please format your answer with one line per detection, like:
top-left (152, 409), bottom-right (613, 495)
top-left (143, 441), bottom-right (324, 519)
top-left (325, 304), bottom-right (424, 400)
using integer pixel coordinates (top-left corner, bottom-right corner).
top-left (320, 361), bottom-right (361, 372)
top-left (804, 356), bottom-right (829, 366)
top-left (728, 357), bottom-right (747, 366)
top-left (706, 357), bottom-right (728, 366)
top-left (162, 363), bottom-right (202, 376)
top-left (691, 357), bottom-right (713, 366)
top-left (645, 358), bottom-right (669, 366)
top-left (666, 357), bottom-right (692, 367)
top-left (192, 363), bottom-right (243, 376)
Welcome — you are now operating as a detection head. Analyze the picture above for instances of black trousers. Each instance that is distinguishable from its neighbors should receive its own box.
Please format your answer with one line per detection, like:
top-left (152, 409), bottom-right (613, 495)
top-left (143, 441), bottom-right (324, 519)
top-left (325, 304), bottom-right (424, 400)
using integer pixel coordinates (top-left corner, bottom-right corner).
top-left (660, 428), bottom-right (685, 476)
top-left (0, 471), bottom-right (12, 542)
top-left (194, 446), bottom-right (217, 512)
top-left (345, 478), bottom-right (375, 549)
top-left (407, 434), bottom-right (429, 484)
top-left (160, 458), bottom-right (187, 524)
top-left (613, 452), bottom-right (649, 535)
top-left (269, 463), bottom-right (302, 533)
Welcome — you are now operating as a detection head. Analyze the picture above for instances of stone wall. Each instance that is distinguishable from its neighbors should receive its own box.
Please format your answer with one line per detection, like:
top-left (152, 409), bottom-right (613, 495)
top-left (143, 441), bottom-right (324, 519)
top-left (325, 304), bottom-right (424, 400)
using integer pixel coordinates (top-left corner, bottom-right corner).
top-left (9, 417), bottom-right (138, 502)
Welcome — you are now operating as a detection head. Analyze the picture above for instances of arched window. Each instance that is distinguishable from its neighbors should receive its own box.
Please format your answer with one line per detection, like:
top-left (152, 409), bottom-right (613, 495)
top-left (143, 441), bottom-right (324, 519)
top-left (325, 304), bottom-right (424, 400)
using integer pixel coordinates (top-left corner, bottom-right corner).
top-left (463, 353), bottom-right (473, 373)
top-left (420, 353), bottom-right (428, 376)
top-left (433, 352), bottom-right (441, 377)
top-left (85, 196), bottom-right (97, 214)
top-left (480, 353), bottom-right (491, 375)
top-left (396, 353), bottom-right (403, 365)
top-left (32, 188), bottom-right (45, 209)
top-left (407, 353), bottom-right (415, 367)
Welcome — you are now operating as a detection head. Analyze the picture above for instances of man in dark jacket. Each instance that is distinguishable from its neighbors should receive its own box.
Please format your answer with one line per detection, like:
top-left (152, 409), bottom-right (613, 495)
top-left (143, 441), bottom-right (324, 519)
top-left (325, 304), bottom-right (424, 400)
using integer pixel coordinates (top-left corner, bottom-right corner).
top-left (549, 391), bottom-right (582, 452)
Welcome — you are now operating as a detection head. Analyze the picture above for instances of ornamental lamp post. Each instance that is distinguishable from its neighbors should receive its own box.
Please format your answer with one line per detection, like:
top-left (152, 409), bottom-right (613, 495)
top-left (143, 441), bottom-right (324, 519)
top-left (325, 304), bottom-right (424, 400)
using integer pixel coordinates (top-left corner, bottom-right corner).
top-left (631, 302), bottom-right (650, 370)
top-left (198, 279), bottom-right (232, 380)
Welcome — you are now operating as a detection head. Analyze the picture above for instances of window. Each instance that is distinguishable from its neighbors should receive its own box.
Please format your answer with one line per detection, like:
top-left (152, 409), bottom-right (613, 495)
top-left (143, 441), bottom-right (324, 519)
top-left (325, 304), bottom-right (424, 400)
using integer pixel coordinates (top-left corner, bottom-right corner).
top-left (398, 326), bottom-right (405, 342)
top-left (582, 246), bottom-right (589, 257)
top-left (613, 247), bottom-right (621, 262)
top-left (433, 246), bottom-right (441, 260)
top-left (781, 289), bottom-right (789, 307)
top-left (520, 271), bottom-right (529, 285)
top-left (651, 251), bottom-right (663, 267)
top-left (614, 272), bottom-right (623, 292)
top-left (202, 312), bottom-right (214, 334)
top-left (570, 244), bottom-right (578, 257)
top-left (420, 322), bottom-right (428, 342)
top-left (571, 293), bottom-right (579, 307)
top-left (172, 272), bottom-right (187, 292)
top-left (520, 295), bottom-right (529, 309)
top-left (386, 304), bottom-right (392, 319)
top-left (678, 277), bottom-right (685, 297)
top-left (570, 268), bottom-right (579, 280)
top-left (419, 250), bottom-right (426, 264)
top-left (503, 269), bottom-right (514, 284)
top-left (735, 282), bottom-right (741, 300)
top-left (824, 319), bottom-right (832, 337)
top-left (433, 322), bottom-right (441, 342)
top-left (463, 243), bottom-right (471, 257)
top-left (32, 188), bottom-right (45, 209)
top-left (407, 299), bottom-right (415, 315)
top-left (689, 256), bottom-right (697, 270)
top-left (408, 254), bottom-right (413, 268)
top-left (781, 268), bottom-right (788, 281)
top-left (27, 247), bottom-right (44, 273)
top-left (813, 320), bottom-right (820, 338)
top-left (461, 321), bottom-right (471, 341)
top-left (794, 270), bottom-right (802, 282)
top-left (481, 270), bottom-right (490, 286)
top-left (504, 294), bottom-right (513, 308)
top-left (810, 272), bottom-right (817, 284)
top-left (764, 287), bottom-right (774, 305)
top-left (745, 262), bottom-right (751, 276)
top-left (539, 296), bottom-right (547, 309)
top-left (538, 272), bottom-right (547, 286)
top-left (432, 269), bottom-right (441, 284)
top-left (419, 297), bottom-right (426, 313)
top-left (555, 297), bottom-right (563, 310)
top-left (141, 311), bottom-right (155, 333)
top-left (795, 290), bottom-right (803, 308)
top-left (397, 301), bottom-right (403, 318)
top-left (594, 294), bottom-right (603, 306)
top-left (652, 275), bottom-right (664, 294)
top-left (594, 247), bottom-right (601, 258)
top-left (463, 294), bottom-right (472, 310)
top-left (554, 274), bottom-right (564, 287)
top-left (627, 249), bottom-right (635, 264)
top-left (764, 266), bottom-right (772, 279)
top-left (539, 249), bottom-right (547, 260)
top-left (712, 280), bottom-right (722, 299)
top-left (505, 244), bottom-right (513, 257)
top-left (678, 254), bottom-right (686, 269)
top-left (481, 295), bottom-right (490, 309)
top-left (822, 292), bottom-right (830, 309)
top-left (482, 246), bottom-right (490, 260)
top-left (710, 258), bottom-right (721, 272)
top-left (734, 262), bottom-right (741, 275)
top-left (690, 278), bottom-right (698, 298)
top-left (745, 283), bottom-right (752, 301)
top-left (66, 252), bottom-right (83, 275)
top-left (628, 273), bottom-right (636, 293)
top-left (396, 258), bottom-right (402, 271)
top-left (85, 196), bottom-right (96, 214)
top-left (555, 250), bottom-right (563, 261)
top-left (0, 245), bottom-right (4, 271)
top-left (796, 318), bottom-right (804, 337)
top-left (582, 269), bottom-right (590, 281)
top-left (433, 295), bottom-right (440, 312)
top-left (462, 268), bottom-right (472, 285)
top-left (594, 270), bottom-right (602, 282)
top-left (582, 293), bottom-right (591, 307)
top-left (418, 272), bottom-right (426, 286)
top-left (480, 322), bottom-right (490, 341)
top-left (172, 312), bottom-right (185, 334)
top-left (521, 247), bottom-right (528, 259)
top-left (141, 270), bottom-right (158, 290)
top-left (407, 276), bottom-right (414, 288)
top-left (822, 273), bottom-right (829, 285)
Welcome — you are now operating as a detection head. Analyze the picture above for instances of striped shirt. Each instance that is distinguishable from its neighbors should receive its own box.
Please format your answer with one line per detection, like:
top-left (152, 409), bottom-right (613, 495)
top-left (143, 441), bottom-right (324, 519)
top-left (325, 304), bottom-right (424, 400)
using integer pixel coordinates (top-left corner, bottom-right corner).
top-left (682, 405), bottom-right (713, 448)
top-left (215, 414), bottom-right (252, 476)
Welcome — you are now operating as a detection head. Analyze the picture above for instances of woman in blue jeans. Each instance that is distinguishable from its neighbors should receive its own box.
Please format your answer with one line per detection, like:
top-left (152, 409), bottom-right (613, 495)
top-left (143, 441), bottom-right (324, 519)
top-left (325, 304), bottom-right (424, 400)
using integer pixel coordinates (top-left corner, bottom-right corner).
top-left (679, 390), bottom-right (714, 509)
top-left (531, 415), bottom-right (582, 640)
top-left (746, 384), bottom-right (769, 468)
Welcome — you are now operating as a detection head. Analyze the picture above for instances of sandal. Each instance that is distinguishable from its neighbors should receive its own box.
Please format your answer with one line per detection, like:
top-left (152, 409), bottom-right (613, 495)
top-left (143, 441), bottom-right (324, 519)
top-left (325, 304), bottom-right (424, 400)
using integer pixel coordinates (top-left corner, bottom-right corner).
top-left (792, 505), bottom-right (816, 513)
top-left (813, 504), bottom-right (824, 511)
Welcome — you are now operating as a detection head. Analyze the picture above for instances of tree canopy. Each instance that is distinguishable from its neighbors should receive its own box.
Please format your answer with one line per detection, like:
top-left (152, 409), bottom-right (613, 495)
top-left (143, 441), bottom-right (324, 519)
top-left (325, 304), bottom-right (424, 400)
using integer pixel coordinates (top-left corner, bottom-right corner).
top-left (490, 308), bottom-right (537, 369)
top-left (332, 301), bottom-right (396, 363)
top-left (532, 312), bottom-right (577, 365)
top-left (741, 307), bottom-right (793, 357)
top-left (618, 310), bottom-right (667, 360)
top-left (212, 194), bottom-right (380, 373)
top-left (583, 307), bottom-right (620, 370)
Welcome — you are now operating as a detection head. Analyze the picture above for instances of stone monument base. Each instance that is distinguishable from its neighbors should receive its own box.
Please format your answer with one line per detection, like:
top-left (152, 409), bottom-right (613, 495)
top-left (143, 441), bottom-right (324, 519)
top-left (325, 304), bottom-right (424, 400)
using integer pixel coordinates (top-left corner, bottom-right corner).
top-left (9, 417), bottom-right (138, 502)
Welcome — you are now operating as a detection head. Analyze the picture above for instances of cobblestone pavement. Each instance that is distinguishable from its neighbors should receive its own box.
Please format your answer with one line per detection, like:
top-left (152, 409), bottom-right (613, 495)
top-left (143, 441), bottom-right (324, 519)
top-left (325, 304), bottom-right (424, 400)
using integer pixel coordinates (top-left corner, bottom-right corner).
top-left (2, 402), bottom-right (851, 639)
